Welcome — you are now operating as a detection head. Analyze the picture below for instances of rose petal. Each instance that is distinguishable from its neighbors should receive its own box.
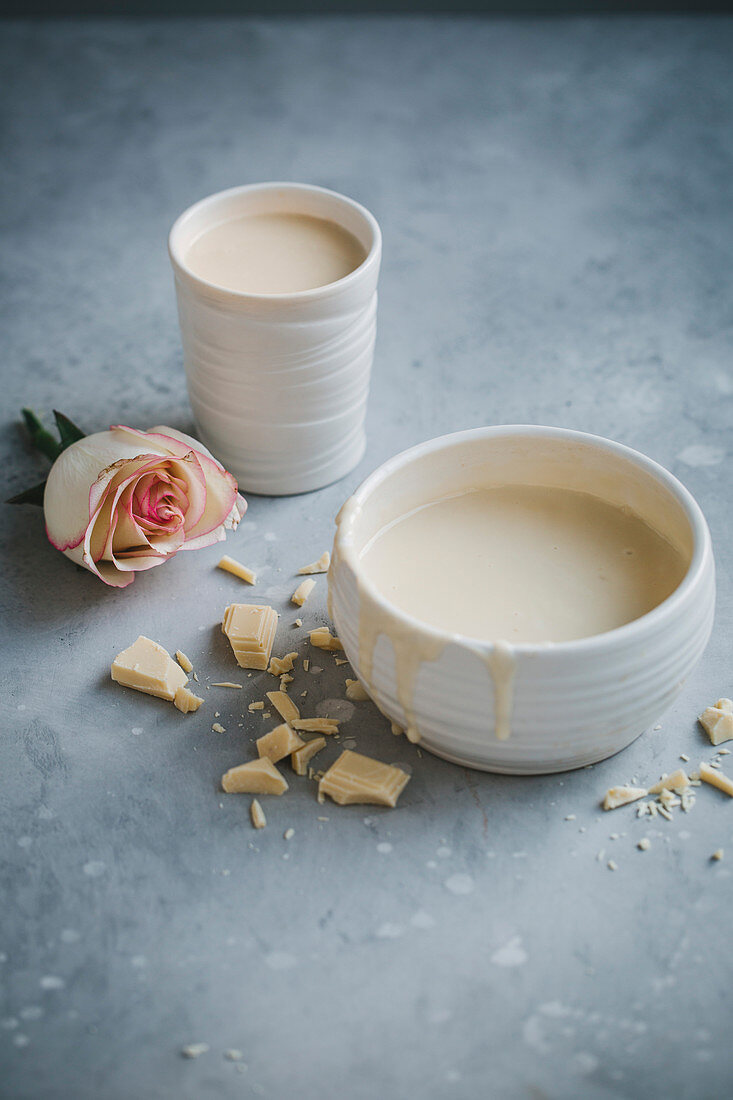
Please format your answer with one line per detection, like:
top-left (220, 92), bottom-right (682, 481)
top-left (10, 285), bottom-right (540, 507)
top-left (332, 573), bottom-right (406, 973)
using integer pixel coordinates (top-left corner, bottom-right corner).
top-left (60, 540), bottom-right (136, 588)
top-left (44, 432), bottom-right (165, 552)
top-left (178, 525), bottom-right (228, 552)
top-left (86, 455), bottom-right (161, 562)
top-left (112, 425), bottom-right (217, 465)
top-left (224, 494), bottom-right (248, 530)
top-left (87, 453), bottom-right (197, 562)
top-left (110, 426), bottom-right (243, 540)
top-left (182, 465), bottom-right (238, 544)
top-left (146, 425), bottom-right (224, 467)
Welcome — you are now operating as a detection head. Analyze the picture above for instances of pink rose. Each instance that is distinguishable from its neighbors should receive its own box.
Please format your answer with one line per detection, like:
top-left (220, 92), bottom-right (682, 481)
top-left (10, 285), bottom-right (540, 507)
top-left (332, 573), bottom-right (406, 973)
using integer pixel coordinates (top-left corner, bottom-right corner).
top-left (43, 424), bottom-right (246, 587)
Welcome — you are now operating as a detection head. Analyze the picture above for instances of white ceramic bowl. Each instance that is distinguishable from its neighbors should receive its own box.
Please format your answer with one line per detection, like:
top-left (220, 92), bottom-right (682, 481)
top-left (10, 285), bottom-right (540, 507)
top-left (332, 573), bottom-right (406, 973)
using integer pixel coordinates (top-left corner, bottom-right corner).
top-left (329, 426), bottom-right (715, 774)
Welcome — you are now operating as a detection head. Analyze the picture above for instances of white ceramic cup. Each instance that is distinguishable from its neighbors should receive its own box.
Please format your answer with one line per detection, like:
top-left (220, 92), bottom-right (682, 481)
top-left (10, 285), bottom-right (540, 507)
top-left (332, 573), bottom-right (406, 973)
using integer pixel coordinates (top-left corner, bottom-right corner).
top-left (168, 183), bottom-right (382, 495)
top-left (330, 426), bottom-right (715, 774)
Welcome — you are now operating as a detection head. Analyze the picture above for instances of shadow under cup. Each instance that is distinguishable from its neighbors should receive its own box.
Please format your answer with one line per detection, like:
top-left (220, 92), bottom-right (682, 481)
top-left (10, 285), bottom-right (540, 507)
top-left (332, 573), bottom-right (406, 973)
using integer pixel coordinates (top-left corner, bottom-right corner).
top-left (168, 183), bottom-right (382, 496)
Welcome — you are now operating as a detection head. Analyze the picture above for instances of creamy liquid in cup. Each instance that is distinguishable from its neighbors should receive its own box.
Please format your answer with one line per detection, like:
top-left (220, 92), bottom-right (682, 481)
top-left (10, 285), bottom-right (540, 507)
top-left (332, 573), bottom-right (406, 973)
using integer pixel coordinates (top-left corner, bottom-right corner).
top-left (183, 212), bottom-right (367, 295)
top-left (358, 485), bottom-right (688, 645)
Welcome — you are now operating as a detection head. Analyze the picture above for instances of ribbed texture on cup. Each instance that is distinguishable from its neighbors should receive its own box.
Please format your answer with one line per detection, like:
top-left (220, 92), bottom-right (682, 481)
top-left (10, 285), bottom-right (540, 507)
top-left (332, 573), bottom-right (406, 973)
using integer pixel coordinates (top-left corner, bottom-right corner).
top-left (330, 555), bottom-right (715, 775)
top-left (174, 283), bottom-right (377, 495)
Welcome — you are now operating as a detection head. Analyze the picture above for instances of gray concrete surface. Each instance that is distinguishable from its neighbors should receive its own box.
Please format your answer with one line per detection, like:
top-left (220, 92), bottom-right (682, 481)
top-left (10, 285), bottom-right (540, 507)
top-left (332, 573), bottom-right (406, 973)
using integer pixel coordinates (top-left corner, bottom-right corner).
top-left (2, 16), bottom-right (733, 1100)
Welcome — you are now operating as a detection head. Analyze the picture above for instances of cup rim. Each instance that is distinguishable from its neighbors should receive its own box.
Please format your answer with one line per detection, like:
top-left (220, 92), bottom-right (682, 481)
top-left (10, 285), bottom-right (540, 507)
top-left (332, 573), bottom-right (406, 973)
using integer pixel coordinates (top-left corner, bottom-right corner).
top-left (168, 181), bottom-right (382, 303)
top-left (335, 424), bottom-right (712, 656)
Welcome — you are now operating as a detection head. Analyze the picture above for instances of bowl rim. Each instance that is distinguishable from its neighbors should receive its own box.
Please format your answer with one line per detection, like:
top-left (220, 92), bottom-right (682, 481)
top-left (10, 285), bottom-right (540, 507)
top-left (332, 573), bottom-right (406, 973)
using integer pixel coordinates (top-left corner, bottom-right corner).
top-left (168, 181), bottom-right (382, 304)
top-left (335, 424), bottom-right (713, 656)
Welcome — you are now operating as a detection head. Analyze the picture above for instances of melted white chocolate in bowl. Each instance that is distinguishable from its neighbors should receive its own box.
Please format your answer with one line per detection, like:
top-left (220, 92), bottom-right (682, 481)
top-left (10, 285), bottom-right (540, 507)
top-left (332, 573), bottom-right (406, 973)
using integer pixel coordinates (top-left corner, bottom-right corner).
top-left (358, 486), bottom-right (687, 645)
top-left (330, 435), bottom-right (697, 753)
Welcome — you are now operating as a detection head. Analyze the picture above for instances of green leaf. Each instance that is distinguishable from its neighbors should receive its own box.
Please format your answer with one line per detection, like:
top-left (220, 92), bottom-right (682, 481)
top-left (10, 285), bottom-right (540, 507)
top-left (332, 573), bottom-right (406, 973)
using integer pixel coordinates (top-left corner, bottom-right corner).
top-left (53, 410), bottom-right (86, 451)
top-left (21, 408), bottom-right (62, 462)
top-left (9, 408), bottom-right (87, 509)
top-left (7, 480), bottom-right (46, 506)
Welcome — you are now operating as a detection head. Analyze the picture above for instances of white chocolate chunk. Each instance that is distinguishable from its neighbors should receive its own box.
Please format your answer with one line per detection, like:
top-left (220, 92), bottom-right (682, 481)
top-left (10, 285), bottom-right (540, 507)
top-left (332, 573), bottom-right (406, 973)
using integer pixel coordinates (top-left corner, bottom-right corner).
top-left (266, 691), bottom-right (300, 725)
top-left (268, 652), bottom-right (298, 677)
top-left (291, 579), bottom-right (316, 607)
top-left (699, 700), bottom-right (733, 746)
top-left (250, 799), bottom-right (267, 829)
top-left (217, 555), bottom-right (256, 585)
top-left (222, 603), bottom-right (278, 670)
top-left (345, 679), bottom-right (370, 702)
top-left (292, 718), bottom-right (340, 735)
top-left (602, 786), bottom-right (648, 811)
top-left (257, 723), bottom-right (305, 763)
top-left (175, 650), bottom-right (193, 674)
top-left (291, 736), bottom-right (327, 776)
top-left (658, 787), bottom-right (680, 810)
top-left (111, 636), bottom-right (187, 701)
top-left (648, 769), bottom-right (689, 795)
top-left (309, 627), bottom-right (343, 651)
top-left (221, 758), bottom-right (288, 795)
top-left (699, 762), bottom-right (733, 797)
top-left (318, 750), bottom-right (410, 808)
top-left (181, 1044), bottom-right (209, 1059)
top-left (173, 686), bottom-right (205, 714)
top-left (298, 551), bottom-right (331, 575)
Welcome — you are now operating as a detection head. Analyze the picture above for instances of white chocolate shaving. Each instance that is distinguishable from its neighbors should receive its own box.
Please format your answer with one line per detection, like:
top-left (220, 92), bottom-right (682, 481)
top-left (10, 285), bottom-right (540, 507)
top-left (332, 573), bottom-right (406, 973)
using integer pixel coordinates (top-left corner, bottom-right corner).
top-left (250, 799), bottom-right (267, 829)
top-left (175, 650), bottom-right (193, 674)
top-left (291, 736), bottom-right (327, 776)
top-left (298, 551), bottom-right (331, 575)
top-left (648, 769), bottom-right (689, 795)
top-left (266, 691), bottom-right (300, 725)
top-left (345, 678), bottom-right (370, 702)
top-left (173, 686), bottom-right (204, 713)
top-left (292, 718), bottom-right (340, 735)
top-left (217, 555), bottom-right (257, 584)
top-left (699, 762), bottom-right (733, 797)
top-left (309, 627), bottom-right (343, 651)
top-left (221, 758), bottom-right (288, 795)
top-left (268, 652), bottom-right (298, 677)
top-left (602, 786), bottom-right (648, 811)
top-left (699, 699), bottom-right (733, 746)
top-left (291, 579), bottom-right (316, 607)
top-left (256, 723), bottom-right (305, 763)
